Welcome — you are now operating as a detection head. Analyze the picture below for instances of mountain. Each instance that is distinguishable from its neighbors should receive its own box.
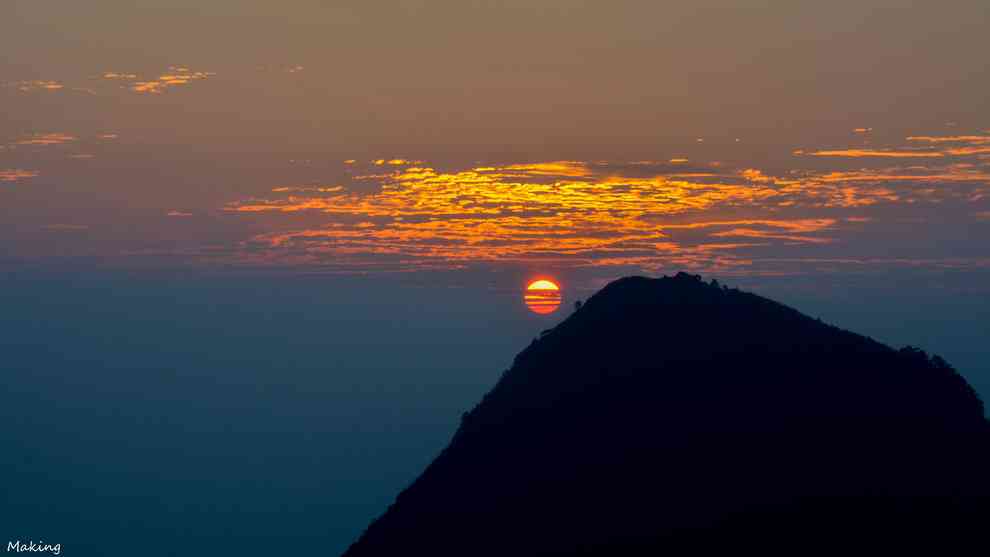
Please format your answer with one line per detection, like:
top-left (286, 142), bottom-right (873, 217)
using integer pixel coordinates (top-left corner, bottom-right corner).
top-left (343, 273), bottom-right (990, 556)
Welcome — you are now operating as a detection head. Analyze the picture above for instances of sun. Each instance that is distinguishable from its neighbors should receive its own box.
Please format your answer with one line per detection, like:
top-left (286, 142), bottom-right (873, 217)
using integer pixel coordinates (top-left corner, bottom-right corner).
top-left (524, 279), bottom-right (562, 314)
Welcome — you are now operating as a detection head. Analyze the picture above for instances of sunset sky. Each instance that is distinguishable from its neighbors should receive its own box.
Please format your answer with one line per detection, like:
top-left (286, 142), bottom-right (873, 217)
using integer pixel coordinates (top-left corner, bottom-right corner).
top-left (2, 1), bottom-right (989, 555)
top-left (4, 1), bottom-right (989, 279)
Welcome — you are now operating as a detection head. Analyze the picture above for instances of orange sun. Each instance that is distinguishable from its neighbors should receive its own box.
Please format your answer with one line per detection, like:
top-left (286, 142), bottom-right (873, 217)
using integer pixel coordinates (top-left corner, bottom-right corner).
top-left (524, 279), bottom-right (562, 314)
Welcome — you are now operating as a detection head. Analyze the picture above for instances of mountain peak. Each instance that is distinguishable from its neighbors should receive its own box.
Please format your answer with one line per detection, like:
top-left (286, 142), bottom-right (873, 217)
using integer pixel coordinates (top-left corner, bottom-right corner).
top-left (344, 274), bottom-right (989, 556)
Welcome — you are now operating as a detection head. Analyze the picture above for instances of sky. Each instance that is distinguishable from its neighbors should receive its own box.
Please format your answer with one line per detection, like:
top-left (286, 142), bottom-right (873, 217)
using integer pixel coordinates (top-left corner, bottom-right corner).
top-left (2, 1), bottom-right (990, 555)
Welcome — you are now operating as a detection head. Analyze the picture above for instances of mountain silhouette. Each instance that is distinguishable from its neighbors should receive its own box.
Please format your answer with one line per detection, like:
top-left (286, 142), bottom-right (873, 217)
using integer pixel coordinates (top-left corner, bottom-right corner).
top-left (343, 273), bottom-right (990, 555)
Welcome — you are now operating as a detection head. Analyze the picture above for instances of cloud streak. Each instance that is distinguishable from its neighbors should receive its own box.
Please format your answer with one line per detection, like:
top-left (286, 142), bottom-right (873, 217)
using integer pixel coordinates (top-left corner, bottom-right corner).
top-left (801, 134), bottom-right (990, 159)
top-left (0, 169), bottom-right (39, 182)
top-left (6, 80), bottom-right (64, 92)
top-left (14, 133), bottom-right (77, 146)
top-left (802, 149), bottom-right (944, 158)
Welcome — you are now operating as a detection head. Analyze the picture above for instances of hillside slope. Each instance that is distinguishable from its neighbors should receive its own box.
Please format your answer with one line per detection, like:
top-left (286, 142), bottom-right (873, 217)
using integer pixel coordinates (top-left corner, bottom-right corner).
top-left (344, 273), bottom-right (990, 555)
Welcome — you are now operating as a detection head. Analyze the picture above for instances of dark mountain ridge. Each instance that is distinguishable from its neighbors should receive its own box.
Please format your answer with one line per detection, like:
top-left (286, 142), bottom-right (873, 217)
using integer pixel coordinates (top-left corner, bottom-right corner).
top-left (344, 273), bottom-right (990, 555)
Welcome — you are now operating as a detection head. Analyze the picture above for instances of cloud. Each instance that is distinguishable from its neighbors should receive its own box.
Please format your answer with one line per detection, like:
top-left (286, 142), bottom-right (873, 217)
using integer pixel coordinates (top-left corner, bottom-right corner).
top-left (906, 135), bottom-right (990, 144)
top-left (945, 146), bottom-right (990, 156)
top-left (221, 158), bottom-right (911, 268)
top-left (82, 124), bottom-right (965, 274)
top-left (271, 185), bottom-right (343, 193)
top-left (802, 149), bottom-right (944, 158)
top-left (502, 161), bottom-right (594, 177)
top-left (659, 219), bottom-right (835, 234)
top-left (6, 80), bottom-right (95, 96)
top-left (104, 66), bottom-right (215, 94)
top-left (708, 228), bottom-right (833, 244)
top-left (14, 133), bottom-right (77, 146)
top-left (7, 80), bottom-right (64, 92)
top-left (802, 134), bottom-right (990, 160)
top-left (0, 169), bottom-right (39, 182)
top-left (102, 72), bottom-right (139, 80)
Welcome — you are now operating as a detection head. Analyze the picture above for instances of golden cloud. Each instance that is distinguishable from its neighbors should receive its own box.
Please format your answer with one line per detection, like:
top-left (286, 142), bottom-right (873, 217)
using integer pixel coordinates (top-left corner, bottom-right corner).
top-left (104, 66), bottom-right (214, 94)
top-left (222, 156), bottom-right (974, 269)
top-left (207, 128), bottom-right (990, 272)
top-left (503, 161), bottom-right (594, 177)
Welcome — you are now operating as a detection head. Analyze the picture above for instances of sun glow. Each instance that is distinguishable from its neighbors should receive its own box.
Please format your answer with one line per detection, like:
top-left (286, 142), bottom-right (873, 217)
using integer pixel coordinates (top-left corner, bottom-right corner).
top-left (525, 279), bottom-right (562, 315)
top-left (527, 280), bottom-right (560, 291)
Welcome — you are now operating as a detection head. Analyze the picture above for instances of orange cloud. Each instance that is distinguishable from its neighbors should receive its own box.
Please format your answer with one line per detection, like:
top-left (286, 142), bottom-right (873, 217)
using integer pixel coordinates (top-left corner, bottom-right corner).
top-left (211, 125), bottom-right (990, 272)
top-left (0, 169), bottom-right (39, 182)
top-left (709, 228), bottom-right (833, 244)
top-left (503, 161), bottom-right (594, 177)
top-left (804, 149), bottom-right (943, 158)
top-left (906, 135), bottom-right (990, 144)
top-left (105, 66), bottom-right (214, 94)
top-left (740, 169), bottom-right (774, 183)
top-left (222, 159), bottom-right (893, 269)
top-left (14, 133), bottom-right (77, 146)
top-left (660, 219), bottom-right (835, 234)
top-left (804, 135), bottom-right (990, 160)
top-left (945, 146), bottom-right (990, 156)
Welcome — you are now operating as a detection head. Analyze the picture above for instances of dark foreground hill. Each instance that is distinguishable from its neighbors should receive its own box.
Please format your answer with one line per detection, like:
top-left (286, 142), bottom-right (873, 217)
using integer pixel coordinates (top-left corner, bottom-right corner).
top-left (344, 274), bottom-right (990, 555)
